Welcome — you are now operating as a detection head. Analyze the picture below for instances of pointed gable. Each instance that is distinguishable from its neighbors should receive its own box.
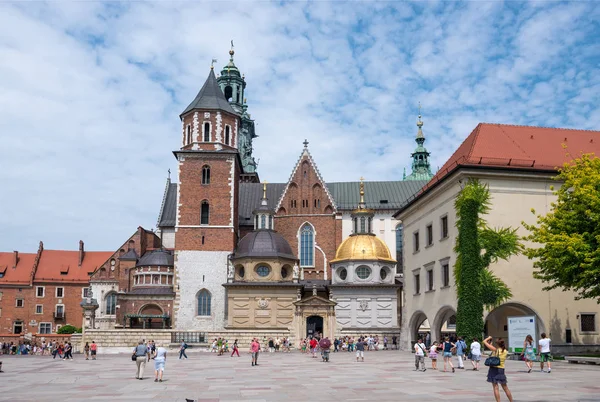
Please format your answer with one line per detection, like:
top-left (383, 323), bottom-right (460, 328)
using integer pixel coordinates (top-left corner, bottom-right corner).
top-left (181, 68), bottom-right (236, 116)
top-left (275, 143), bottom-right (337, 215)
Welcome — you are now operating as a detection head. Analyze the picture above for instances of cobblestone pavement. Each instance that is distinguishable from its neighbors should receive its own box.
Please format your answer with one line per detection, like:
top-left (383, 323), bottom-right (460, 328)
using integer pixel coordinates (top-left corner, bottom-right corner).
top-left (0, 350), bottom-right (599, 401)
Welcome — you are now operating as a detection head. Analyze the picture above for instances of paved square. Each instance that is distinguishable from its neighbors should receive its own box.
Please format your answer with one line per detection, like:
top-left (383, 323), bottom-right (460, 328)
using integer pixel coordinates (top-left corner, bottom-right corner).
top-left (0, 349), bottom-right (599, 401)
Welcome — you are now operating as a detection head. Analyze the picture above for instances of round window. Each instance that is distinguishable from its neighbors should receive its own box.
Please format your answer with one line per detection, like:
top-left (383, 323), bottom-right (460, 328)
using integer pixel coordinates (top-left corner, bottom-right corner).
top-left (281, 267), bottom-right (289, 278)
top-left (380, 268), bottom-right (387, 281)
top-left (356, 266), bottom-right (371, 279)
top-left (256, 265), bottom-right (270, 277)
top-left (238, 267), bottom-right (245, 278)
top-left (338, 268), bottom-right (347, 280)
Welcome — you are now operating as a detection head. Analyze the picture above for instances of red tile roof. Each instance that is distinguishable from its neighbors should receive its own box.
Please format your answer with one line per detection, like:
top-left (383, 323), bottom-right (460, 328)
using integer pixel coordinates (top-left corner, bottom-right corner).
top-left (0, 252), bottom-right (37, 285)
top-left (395, 123), bottom-right (600, 216)
top-left (34, 250), bottom-right (113, 283)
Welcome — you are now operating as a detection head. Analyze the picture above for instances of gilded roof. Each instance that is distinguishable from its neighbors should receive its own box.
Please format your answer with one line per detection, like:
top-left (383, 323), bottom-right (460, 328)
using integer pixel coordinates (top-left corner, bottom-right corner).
top-left (330, 234), bottom-right (396, 264)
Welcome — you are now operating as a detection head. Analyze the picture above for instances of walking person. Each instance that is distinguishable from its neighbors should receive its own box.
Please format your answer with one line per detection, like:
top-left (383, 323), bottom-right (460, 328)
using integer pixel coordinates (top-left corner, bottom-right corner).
top-left (483, 336), bottom-right (514, 402)
top-left (442, 337), bottom-right (456, 373)
top-left (456, 336), bottom-right (467, 369)
top-left (414, 338), bottom-right (427, 371)
top-left (90, 340), bottom-right (97, 360)
top-left (538, 333), bottom-right (552, 373)
top-left (133, 340), bottom-right (150, 380)
top-left (231, 339), bottom-right (240, 357)
top-left (429, 341), bottom-right (439, 370)
top-left (250, 338), bottom-right (260, 367)
top-left (179, 339), bottom-right (188, 359)
top-left (84, 342), bottom-right (90, 360)
top-left (521, 335), bottom-right (536, 373)
top-left (153, 343), bottom-right (167, 382)
top-left (355, 337), bottom-right (365, 362)
top-left (309, 337), bottom-right (318, 358)
top-left (470, 338), bottom-right (481, 371)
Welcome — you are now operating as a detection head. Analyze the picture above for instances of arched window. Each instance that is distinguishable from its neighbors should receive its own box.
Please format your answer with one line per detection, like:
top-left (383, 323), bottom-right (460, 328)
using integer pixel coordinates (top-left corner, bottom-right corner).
top-left (224, 86), bottom-right (232, 100)
top-left (197, 289), bottom-right (211, 316)
top-left (201, 201), bottom-right (209, 225)
top-left (360, 217), bottom-right (366, 233)
top-left (203, 122), bottom-right (210, 142)
top-left (202, 165), bottom-right (210, 185)
top-left (186, 125), bottom-right (192, 144)
top-left (260, 215), bottom-right (266, 229)
top-left (300, 224), bottom-right (314, 267)
top-left (105, 292), bottom-right (117, 315)
top-left (269, 215), bottom-right (273, 230)
top-left (395, 224), bottom-right (404, 274)
top-left (225, 126), bottom-right (230, 145)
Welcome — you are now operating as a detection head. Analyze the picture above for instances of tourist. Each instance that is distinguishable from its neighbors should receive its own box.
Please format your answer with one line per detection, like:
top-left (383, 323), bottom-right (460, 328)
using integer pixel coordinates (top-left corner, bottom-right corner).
top-left (333, 338), bottom-right (339, 352)
top-left (268, 338), bottom-right (275, 353)
top-left (63, 342), bottom-right (73, 360)
top-left (483, 336), bottom-right (514, 402)
top-left (355, 337), bottom-right (365, 362)
top-left (309, 337), bottom-right (318, 358)
top-left (538, 333), bottom-right (552, 373)
top-left (211, 339), bottom-right (217, 353)
top-left (470, 338), bottom-right (481, 371)
top-left (429, 341), bottom-right (439, 370)
top-left (133, 340), bottom-right (150, 380)
top-left (383, 336), bottom-right (388, 350)
top-left (84, 342), bottom-right (90, 360)
top-left (179, 339), bottom-right (188, 359)
top-left (442, 337), bottom-right (456, 373)
top-left (456, 336), bottom-right (467, 369)
top-left (425, 332), bottom-right (431, 348)
top-left (90, 340), bottom-right (97, 360)
top-left (250, 338), bottom-right (260, 367)
top-left (217, 338), bottom-right (223, 356)
top-left (414, 338), bottom-right (427, 371)
top-left (521, 335), bottom-right (536, 373)
top-left (392, 335), bottom-right (398, 350)
top-left (300, 339), bottom-right (307, 353)
top-left (153, 342), bottom-right (167, 382)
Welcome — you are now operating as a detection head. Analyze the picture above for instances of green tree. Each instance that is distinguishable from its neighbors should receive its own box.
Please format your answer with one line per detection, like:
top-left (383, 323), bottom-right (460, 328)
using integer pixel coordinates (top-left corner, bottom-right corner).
top-left (454, 179), bottom-right (521, 342)
top-left (57, 324), bottom-right (80, 334)
top-left (523, 153), bottom-right (600, 301)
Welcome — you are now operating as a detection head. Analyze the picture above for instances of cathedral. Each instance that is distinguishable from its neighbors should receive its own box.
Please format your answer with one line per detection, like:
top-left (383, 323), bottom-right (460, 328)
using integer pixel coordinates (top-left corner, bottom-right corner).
top-left (89, 47), bottom-right (434, 342)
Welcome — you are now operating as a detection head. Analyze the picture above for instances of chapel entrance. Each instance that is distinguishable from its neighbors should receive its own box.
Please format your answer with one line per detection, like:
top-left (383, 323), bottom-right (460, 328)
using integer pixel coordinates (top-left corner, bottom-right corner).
top-left (306, 315), bottom-right (323, 338)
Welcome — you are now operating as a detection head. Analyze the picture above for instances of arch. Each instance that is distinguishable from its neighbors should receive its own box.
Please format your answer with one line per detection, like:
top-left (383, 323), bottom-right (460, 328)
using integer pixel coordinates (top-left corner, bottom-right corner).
top-left (408, 310), bottom-right (430, 344)
top-left (202, 165), bottom-right (210, 185)
top-left (203, 122), bottom-right (210, 142)
top-left (138, 303), bottom-right (163, 315)
top-left (395, 223), bottom-right (403, 274)
top-left (277, 207), bottom-right (287, 215)
top-left (260, 214), bottom-right (266, 229)
top-left (196, 289), bottom-right (211, 316)
top-left (324, 205), bottom-right (333, 214)
top-left (485, 302), bottom-right (546, 345)
top-left (186, 124), bottom-right (192, 144)
top-left (281, 264), bottom-right (292, 279)
top-left (105, 292), bottom-right (117, 315)
top-left (235, 264), bottom-right (245, 279)
top-left (431, 305), bottom-right (457, 342)
top-left (299, 222), bottom-right (315, 267)
top-left (224, 85), bottom-right (233, 100)
top-left (224, 125), bottom-right (231, 145)
top-left (200, 200), bottom-right (209, 225)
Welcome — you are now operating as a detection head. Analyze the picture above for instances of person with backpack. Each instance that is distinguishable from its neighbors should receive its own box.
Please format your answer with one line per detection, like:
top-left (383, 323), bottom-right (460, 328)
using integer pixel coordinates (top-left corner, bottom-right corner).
top-left (179, 339), bottom-right (188, 359)
top-left (414, 338), bottom-right (427, 371)
top-left (483, 336), bottom-right (514, 402)
top-left (456, 336), bottom-right (468, 369)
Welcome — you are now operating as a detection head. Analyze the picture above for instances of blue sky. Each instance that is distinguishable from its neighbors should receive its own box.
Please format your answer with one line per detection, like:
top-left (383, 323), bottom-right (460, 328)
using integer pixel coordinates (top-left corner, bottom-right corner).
top-left (1, 1), bottom-right (599, 251)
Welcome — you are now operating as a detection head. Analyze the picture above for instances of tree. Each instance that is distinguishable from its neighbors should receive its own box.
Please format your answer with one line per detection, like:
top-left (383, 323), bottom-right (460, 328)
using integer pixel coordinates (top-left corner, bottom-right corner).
top-left (523, 153), bottom-right (600, 301)
top-left (454, 179), bottom-right (522, 342)
top-left (57, 324), bottom-right (81, 334)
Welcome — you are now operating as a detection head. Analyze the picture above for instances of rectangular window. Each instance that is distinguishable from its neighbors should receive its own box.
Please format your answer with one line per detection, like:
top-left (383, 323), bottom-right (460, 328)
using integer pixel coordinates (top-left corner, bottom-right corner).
top-left (581, 314), bottom-right (596, 332)
top-left (82, 288), bottom-right (91, 298)
top-left (16, 299), bottom-right (24, 308)
top-left (55, 305), bottom-right (64, 318)
top-left (36, 305), bottom-right (43, 314)
top-left (427, 269), bottom-right (434, 291)
top-left (441, 216), bottom-right (449, 239)
top-left (413, 231), bottom-right (420, 252)
top-left (442, 263), bottom-right (450, 287)
top-left (56, 287), bottom-right (64, 298)
top-left (426, 224), bottom-right (433, 246)
top-left (414, 273), bottom-right (421, 295)
top-left (36, 286), bottom-right (45, 297)
top-left (39, 322), bottom-right (52, 334)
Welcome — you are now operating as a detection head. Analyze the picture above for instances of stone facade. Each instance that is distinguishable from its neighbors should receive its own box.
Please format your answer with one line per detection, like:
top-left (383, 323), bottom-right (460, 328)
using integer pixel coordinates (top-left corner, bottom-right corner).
top-left (225, 285), bottom-right (300, 328)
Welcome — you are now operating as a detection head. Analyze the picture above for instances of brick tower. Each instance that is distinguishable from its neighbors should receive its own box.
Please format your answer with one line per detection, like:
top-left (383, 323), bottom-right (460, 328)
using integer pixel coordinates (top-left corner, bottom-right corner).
top-left (173, 60), bottom-right (242, 331)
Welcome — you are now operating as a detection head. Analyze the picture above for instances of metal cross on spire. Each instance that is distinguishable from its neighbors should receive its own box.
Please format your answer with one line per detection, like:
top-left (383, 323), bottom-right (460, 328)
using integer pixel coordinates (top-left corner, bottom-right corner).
top-left (303, 139), bottom-right (309, 148)
top-left (211, 58), bottom-right (217, 69)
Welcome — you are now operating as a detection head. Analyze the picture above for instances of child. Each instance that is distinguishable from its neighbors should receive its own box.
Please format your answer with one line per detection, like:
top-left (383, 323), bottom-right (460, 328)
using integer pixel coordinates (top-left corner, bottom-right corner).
top-left (429, 341), bottom-right (439, 370)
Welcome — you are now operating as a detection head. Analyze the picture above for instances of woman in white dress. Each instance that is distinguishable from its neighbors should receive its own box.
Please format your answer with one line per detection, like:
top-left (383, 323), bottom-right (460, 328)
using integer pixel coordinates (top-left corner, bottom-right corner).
top-left (153, 343), bottom-right (167, 382)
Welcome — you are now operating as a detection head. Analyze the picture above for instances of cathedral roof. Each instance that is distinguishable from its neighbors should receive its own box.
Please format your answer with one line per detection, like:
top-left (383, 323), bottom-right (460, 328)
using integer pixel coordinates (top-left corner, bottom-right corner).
top-left (233, 230), bottom-right (296, 260)
top-left (181, 69), bottom-right (236, 116)
top-left (330, 233), bottom-right (396, 264)
top-left (136, 249), bottom-right (174, 267)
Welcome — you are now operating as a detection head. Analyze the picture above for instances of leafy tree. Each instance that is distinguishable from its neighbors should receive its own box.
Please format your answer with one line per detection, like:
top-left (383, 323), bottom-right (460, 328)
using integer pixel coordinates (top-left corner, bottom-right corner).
top-left (454, 179), bottom-right (522, 342)
top-left (57, 324), bottom-right (80, 334)
top-left (523, 153), bottom-right (600, 301)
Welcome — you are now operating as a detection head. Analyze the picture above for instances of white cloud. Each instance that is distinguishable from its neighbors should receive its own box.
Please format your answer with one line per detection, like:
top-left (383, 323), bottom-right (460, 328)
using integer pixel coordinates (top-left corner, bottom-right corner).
top-left (0, 1), bottom-right (598, 251)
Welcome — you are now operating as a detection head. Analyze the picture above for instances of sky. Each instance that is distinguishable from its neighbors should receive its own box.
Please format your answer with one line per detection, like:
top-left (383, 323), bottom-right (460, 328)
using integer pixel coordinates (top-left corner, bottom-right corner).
top-left (1, 1), bottom-right (599, 252)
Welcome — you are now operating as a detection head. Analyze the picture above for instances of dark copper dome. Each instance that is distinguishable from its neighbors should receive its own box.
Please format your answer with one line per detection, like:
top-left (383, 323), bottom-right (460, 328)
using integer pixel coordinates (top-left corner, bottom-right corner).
top-left (136, 249), bottom-right (174, 267)
top-left (233, 230), bottom-right (296, 260)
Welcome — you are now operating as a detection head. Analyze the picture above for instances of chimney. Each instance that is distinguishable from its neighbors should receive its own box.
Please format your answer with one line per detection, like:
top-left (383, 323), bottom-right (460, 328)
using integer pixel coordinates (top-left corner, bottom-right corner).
top-left (79, 240), bottom-right (84, 266)
top-left (13, 251), bottom-right (18, 269)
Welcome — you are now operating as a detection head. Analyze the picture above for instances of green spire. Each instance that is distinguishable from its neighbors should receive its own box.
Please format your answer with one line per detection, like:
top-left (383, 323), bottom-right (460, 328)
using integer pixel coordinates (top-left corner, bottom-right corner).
top-left (404, 103), bottom-right (433, 181)
top-left (216, 41), bottom-right (246, 114)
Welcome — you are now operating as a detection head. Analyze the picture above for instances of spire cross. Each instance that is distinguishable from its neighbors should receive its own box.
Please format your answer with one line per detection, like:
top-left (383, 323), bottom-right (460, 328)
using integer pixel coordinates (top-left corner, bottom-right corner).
top-left (303, 139), bottom-right (309, 148)
top-left (211, 58), bottom-right (217, 69)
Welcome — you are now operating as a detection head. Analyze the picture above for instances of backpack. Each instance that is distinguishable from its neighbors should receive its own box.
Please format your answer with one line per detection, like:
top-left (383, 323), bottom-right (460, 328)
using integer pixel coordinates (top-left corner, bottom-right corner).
top-left (184, 343), bottom-right (188, 349)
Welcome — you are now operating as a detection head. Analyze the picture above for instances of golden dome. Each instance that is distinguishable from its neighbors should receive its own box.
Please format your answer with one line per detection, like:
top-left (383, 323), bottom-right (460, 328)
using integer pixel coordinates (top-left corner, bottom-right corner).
top-left (331, 234), bottom-right (396, 264)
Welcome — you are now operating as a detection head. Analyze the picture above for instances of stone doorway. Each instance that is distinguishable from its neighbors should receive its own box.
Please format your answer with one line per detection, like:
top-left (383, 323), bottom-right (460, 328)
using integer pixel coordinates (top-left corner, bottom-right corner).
top-left (306, 315), bottom-right (323, 338)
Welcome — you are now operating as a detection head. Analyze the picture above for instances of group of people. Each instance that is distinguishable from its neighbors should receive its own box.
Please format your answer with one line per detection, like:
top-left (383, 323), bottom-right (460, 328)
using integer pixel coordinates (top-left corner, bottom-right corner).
top-left (132, 339), bottom-right (167, 382)
top-left (414, 332), bottom-right (553, 402)
top-left (0, 339), bottom-right (88, 360)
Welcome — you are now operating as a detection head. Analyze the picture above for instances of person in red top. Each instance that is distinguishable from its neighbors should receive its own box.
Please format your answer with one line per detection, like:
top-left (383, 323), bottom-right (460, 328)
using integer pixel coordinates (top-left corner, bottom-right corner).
top-left (250, 338), bottom-right (260, 367)
top-left (309, 337), bottom-right (318, 358)
top-left (90, 341), bottom-right (97, 360)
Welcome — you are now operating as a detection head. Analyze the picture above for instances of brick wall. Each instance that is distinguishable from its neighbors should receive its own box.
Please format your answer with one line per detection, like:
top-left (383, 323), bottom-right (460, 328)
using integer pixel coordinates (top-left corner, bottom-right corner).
top-left (181, 110), bottom-right (239, 151)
